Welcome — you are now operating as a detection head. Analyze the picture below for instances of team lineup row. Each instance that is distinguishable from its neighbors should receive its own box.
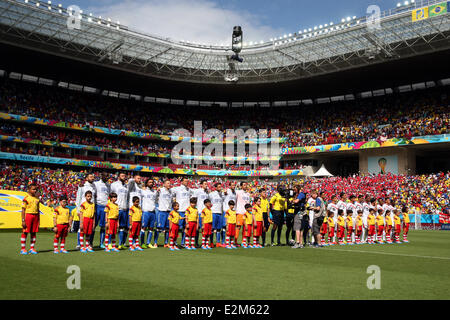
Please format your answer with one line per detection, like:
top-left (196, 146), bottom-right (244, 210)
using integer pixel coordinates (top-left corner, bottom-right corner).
top-left (19, 173), bottom-right (412, 254)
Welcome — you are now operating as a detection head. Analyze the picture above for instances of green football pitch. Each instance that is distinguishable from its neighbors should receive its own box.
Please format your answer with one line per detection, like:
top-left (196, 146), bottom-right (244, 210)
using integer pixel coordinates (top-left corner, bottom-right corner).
top-left (0, 230), bottom-right (449, 300)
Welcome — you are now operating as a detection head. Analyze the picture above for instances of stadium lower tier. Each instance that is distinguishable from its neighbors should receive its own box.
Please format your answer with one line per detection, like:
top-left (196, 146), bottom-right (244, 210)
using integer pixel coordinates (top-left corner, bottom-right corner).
top-left (1, 163), bottom-right (448, 216)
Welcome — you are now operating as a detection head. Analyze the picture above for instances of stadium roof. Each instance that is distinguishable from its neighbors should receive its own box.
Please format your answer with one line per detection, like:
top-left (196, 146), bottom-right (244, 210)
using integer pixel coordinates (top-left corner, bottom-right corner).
top-left (1, 0), bottom-right (450, 85)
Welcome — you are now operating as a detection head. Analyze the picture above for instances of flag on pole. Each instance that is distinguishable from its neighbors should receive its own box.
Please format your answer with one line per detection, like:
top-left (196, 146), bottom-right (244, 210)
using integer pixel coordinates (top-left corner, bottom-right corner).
top-left (429, 2), bottom-right (447, 17)
top-left (412, 7), bottom-right (429, 22)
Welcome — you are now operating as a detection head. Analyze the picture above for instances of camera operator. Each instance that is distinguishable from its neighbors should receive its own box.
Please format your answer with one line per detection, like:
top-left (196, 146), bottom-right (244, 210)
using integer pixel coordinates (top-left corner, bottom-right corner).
top-left (307, 190), bottom-right (326, 248)
top-left (292, 185), bottom-right (307, 249)
top-left (269, 185), bottom-right (288, 246)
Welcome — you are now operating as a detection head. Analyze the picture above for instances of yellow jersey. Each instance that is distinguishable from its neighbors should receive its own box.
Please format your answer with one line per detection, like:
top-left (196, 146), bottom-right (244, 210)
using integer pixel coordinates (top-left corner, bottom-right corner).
top-left (71, 208), bottom-right (79, 221)
top-left (244, 210), bottom-right (253, 225)
top-left (376, 215), bottom-right (384, 227)
top-left (225, 209), bottom-right (237, 224)
top-left (80, 201), bottom-right (95, 219)
top-left (129, 206), bottom-right (143, 222)
top-left (323, 217), bottom-right (328, 225)
top-left (356, 216), bottom-right (363, 227)
top-left (368, 214), bottom-right (376, 226)
top-left (287, 197), bottom-right (295, 214)
top-left (260, 198), bottom-right (270, 213)
top-left (337, 216), bottom-right (345, 227)
top-left (186, 206), bottom-right (198, 223)
top-left (328, 218), bottom-right (335, 228)
top-left (201, 207), bottom-right (213, 224)
top-left (346, 216), bottom-right (353, 228)
top-left (270, 193), bottom-right (287, 211)
top-left (54, 206), bottom-right (70, 225)
top-left (394, 215), bottom-right (401, 226)
top-left (403, 212), bottom-right (410, 224)
top-left (22, 194), bottom-right (39, 214)
top-left (253, 205), bottom-right (264, 222)
top-left (169, 210), bottom-right (181, 225)
top-left (386, 215), bottom-right (393, 226)
top-left (105, 201), bottom-right (119, 220)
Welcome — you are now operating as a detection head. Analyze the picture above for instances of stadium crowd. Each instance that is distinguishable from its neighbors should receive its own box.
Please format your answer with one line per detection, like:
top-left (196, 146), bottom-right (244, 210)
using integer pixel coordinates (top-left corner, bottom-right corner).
top-left (2, 163), bottom-right (448, 215)
top-left (1, 79), bottom-right (448, 149)
top-left (0, 122), bottom-right (172, 154)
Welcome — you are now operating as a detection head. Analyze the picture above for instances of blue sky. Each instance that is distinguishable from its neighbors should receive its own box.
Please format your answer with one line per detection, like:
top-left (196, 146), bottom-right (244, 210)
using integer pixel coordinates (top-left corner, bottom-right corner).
top-left (56, 0), bottom-right (402, 43)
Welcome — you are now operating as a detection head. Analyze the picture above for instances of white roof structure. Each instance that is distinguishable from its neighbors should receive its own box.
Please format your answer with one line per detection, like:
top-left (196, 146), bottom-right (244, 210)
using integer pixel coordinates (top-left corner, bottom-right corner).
top-left (0, 0), bottom-right (449, 84)
top-left (313, 165), bottom-right (334, 177)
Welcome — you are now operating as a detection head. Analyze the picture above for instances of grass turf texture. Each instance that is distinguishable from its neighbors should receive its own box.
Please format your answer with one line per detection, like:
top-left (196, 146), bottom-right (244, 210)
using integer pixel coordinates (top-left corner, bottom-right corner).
top-left (0, 230), bottom-right (449, 300)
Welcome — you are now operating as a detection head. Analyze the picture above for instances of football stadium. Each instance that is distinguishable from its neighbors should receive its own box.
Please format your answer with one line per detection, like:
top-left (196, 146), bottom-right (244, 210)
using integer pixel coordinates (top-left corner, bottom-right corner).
top-left (0, 0), bottom-right (449, 304)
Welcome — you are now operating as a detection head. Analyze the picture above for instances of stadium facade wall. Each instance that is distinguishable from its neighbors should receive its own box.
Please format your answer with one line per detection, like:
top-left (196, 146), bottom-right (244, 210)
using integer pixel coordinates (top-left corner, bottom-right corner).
top-left (359, 147), bottom-right (416, 175)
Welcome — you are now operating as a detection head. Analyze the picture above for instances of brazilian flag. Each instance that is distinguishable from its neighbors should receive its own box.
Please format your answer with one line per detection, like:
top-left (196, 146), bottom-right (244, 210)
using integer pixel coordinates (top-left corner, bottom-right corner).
top-left (429, 2), bottom-right (447, 17)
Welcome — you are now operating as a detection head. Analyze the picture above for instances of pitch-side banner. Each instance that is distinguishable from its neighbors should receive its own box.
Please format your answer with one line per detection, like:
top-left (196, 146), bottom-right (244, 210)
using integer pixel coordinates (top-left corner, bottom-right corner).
top-left (0, 190), bottom-right (54, 229)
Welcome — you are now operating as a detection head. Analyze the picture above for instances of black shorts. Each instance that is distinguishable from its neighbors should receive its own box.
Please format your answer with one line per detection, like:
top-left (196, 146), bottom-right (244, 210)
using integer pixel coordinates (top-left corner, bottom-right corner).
top-left (272, 210), bottom-right (284, 226)
top-left (285, 213), bottom-right (295, 227)
top-left (301, 218), bottom-right (310, 232)
top-left (71, 221), bottom-right (80, 233)
top-left (263, 212), bottom-right (270, 230)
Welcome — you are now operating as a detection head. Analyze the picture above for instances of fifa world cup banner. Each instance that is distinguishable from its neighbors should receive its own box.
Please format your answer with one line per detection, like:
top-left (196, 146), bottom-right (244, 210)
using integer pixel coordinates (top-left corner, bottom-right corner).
top-left (0, 190), bottom-right (55, 229)
top-left (367, 156), bottom-right (398, 175)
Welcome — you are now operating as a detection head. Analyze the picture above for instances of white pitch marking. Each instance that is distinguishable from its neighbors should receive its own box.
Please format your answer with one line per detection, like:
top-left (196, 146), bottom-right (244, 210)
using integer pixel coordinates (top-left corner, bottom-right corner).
top-left (323, 247), bottom-right (450, 261)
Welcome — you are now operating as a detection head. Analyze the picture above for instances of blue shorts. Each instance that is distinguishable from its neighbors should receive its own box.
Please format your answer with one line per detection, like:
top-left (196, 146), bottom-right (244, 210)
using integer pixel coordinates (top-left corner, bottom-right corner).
top-left (95, 205), bottom-right (106, 228)
top-left (119, 209), bottom-right (129, 228)
top-left (198, 215), bottom-right (202, 230)
top-left (157, 210), bottom-right (170, 230)
top-left (213, 213), bottom-right (223, 230)
top-left (179, 211), bottom-right (186, 230)
top-left (142, 211), bottom-right (156, 229)
top-left (222, 211), bottom-right (228, 228)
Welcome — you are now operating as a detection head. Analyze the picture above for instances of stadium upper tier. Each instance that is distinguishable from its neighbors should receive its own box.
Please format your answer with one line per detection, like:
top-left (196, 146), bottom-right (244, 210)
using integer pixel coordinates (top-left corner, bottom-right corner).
top-left (1, 78), bottom-right (449, 153)
top-left (0, 0), bottom-right (449, 83)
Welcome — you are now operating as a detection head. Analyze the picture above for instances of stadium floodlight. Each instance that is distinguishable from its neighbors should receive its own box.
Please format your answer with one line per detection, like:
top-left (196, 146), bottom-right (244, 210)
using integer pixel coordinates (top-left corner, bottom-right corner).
top-left (404, 1), bottom-right (409, 5)
top-left (314, 26), bottom-right (317, 30)
top-left (25, 0), bottom-right (28, 3)
top-left (283, 34), bottom-right (287, 38)
top-left (48, 1), bottom-right (51, 4)
top-left (231, 26), bottom-right (243, 63)
top-left (308, 28), bottom-right (312, 31)
top-left (58, 3), bottom-right (61, 7)
top-left (319, 25), bottom-right (323, 28)
top-left (353, 16), bottom-right (356, 19)
top-left (346, 17), bottom-right (351, 21)
top-left (288, 33), bottom-right (292, 37)
top-left (36, 2), bottom-right (39, 7)
top-left (397, 2), bottom-right (401, 7)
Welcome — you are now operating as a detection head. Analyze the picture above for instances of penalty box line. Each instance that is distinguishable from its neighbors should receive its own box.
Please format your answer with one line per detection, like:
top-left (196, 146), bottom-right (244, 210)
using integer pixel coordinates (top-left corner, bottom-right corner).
top-left (322, 247), bottom-right (450, 261)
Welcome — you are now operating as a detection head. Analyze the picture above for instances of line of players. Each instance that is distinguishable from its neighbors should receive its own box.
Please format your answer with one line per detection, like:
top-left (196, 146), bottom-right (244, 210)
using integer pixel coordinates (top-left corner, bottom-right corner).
top-left (319, 194), bottom-right (410, 246)
top-left (18, 174), bottom-right (411, 254)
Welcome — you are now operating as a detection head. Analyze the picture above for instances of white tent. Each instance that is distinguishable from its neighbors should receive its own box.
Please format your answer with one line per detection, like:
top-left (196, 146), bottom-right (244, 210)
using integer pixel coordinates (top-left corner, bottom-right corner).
top-left (312, 164), bottom-right (334, 177)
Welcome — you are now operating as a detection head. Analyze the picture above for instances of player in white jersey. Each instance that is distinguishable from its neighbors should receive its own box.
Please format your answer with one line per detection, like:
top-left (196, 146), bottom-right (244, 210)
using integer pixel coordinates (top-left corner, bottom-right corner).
top-left (347, 196), bottom-right (357, 243)
top-left (209, 182), bottom-right (224, 247)
top-left (192, 180), bottom-right (209, 247)
top-left (361, 195), bottom-right (370, 243)
top-left (222, 182), bottom-right (237, 246)
top-left (75, 173), bottom-right (97, 249)
top-left (110, 172), bottom-right (131, 248)
top-left (155, 180), bottom-right (173, 247)
top-left (235, 182), bottom-right (251, 246)
top-left (171, 177), bottom-right (192, 247)
top-left (140, 178), bottom-right (158, 248)
top-left (92, 172), bottom-right (110, 248)
top-left (306, 195), bottom-right (317, 245)
top-left (327, 195), bottom-right (339, 243)
top-left (336, 192), bottom-right (348, 217)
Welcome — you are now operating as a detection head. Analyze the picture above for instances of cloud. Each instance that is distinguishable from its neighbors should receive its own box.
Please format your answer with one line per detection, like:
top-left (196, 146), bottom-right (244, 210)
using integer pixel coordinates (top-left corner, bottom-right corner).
top-left (87, 0), bottom-right (284, 44)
